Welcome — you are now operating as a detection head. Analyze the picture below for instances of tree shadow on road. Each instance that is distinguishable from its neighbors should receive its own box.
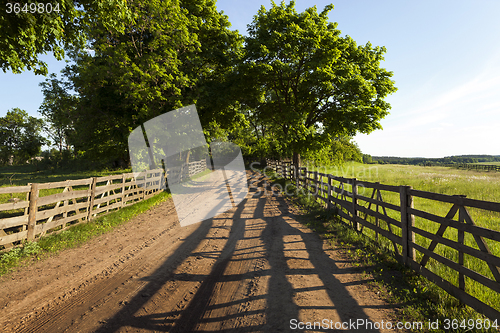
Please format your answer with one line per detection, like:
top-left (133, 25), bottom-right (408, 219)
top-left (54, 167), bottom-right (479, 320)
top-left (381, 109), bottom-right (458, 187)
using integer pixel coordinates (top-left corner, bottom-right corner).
top-left (95, 172), bottom-right (400, 332)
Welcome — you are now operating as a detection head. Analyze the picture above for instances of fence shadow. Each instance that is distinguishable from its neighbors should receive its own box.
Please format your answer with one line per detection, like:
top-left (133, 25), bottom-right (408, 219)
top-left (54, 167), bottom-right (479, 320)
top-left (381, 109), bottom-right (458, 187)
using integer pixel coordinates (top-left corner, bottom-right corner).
top-left (94, 172), bottom-right (395, 332)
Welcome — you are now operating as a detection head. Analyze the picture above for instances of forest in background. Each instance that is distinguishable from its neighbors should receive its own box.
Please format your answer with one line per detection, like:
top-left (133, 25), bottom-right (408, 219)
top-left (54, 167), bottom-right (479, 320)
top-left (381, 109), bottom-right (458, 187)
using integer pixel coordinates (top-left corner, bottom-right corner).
top-left (367, 154), bottom-right (500, 166)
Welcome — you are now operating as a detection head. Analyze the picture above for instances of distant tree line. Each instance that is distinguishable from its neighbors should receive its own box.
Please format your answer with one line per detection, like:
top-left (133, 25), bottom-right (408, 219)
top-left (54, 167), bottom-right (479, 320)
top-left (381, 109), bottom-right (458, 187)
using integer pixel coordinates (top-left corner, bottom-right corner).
top-left (367, 155), bottom-right (500, 166)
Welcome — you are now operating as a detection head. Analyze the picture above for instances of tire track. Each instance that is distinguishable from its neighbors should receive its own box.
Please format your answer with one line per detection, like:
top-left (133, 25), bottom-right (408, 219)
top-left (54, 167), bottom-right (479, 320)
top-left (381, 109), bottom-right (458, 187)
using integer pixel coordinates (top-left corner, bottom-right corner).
top-left (13, 206), bottom-right (184, 333)
top-left (3, 171), bottom-right (401, 332)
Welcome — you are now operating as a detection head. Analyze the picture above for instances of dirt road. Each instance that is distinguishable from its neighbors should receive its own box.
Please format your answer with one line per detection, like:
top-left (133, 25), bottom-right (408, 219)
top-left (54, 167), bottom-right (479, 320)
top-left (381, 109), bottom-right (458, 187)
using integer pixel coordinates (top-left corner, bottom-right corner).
top-left (0, 171), bottom-right (402, 332)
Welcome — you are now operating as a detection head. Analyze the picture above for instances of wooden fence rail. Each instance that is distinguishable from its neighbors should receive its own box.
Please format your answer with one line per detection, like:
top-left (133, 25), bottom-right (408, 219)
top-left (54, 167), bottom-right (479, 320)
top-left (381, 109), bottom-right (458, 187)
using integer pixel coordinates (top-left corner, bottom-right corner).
top-left (0, 159), bottom-right (208, 251)
top-left (267, 159), bottom-right (500, 321)
top-left (443, 163), bottom-right (500, 172)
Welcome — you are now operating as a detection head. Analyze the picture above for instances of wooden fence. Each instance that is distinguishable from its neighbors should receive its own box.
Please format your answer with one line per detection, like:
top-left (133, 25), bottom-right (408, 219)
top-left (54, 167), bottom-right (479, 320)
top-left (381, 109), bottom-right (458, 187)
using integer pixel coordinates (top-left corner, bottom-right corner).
top-left (267, 159), bottom-right (500, 321)
top-left (0, 159), bottom-right (208, 251)
top-left (444, 163), bottom-right (500, 172)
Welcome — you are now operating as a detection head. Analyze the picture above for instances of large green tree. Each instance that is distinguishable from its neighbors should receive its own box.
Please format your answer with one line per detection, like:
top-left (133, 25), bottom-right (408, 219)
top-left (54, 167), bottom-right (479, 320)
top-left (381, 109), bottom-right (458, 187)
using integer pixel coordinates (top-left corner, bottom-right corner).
top-left (240, 1), bottom-right (397, 168)
top-left (0, 0), bottom-right (130, 75)
top-left (63, 0), bottom-right (242, 166)
top-left (0, 108), bottom-right (46, 165)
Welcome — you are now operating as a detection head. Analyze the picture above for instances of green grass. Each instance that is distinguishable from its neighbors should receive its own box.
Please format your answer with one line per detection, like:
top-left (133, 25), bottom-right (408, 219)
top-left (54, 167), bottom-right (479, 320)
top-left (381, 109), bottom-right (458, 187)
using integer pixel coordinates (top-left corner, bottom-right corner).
top-left (268, 163), bottom-right (500, 327)
top-left (0, 190), bottom-right (170, 276)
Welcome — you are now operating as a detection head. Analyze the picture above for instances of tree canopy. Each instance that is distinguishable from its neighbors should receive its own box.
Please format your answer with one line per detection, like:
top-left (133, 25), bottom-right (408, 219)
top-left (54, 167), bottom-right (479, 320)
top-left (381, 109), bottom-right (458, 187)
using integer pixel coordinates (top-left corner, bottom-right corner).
top-left (238, 1), bottom-right (397, 166)
top-left (0, 0), bottom-right (131, 75)
top-left (0, 108), bottom-right (46, 165)
top-left (62, 0), bottom-right (242, 166)
top-left (2, 0), bottom-right (397, 169)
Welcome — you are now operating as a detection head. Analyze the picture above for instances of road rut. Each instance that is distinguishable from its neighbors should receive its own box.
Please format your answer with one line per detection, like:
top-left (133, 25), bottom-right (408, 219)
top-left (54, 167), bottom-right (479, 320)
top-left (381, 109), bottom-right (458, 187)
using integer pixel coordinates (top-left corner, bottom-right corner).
top-left (0, 171), bottom-right (401, 332)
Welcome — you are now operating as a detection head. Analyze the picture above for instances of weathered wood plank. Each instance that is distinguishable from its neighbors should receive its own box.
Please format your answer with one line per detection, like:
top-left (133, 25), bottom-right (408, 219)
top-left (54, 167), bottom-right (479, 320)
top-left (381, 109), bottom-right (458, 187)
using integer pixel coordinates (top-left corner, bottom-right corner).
top-left (0, 214), bottom-right (29, 229)
top-left (36, 201), bottom-right (89, 220)
top-left (332, 186), bottom-right (353, 197)
top-left (0, 200), bottom-right (29, 211)
top-left (123, 193), bottom-right (144, 204)
top-left (336, 208), bottom-right (352, 222)
top-left (94, 183), bottom-right (123, 196)
top-left (355, 215), bottom-right (403, 245)
top-left (409, 189), bottom-right (500, 212)
top-left (0, 230), bottom-right (28, 246)
top-left (408, 260), bottom-right (500, 321)
top-left (461, 207), bottom-right (500, 283)
top-left (412, 226), bottom-right (500, 268)
top-left (123, 188), bottom-right (143, 196)
top-left (419, 204), bottom-right (460, 267)
top-left (86, 177), bottom-right (97, 221)
top-left (355, 180), bottom-right (400, 192)
top-left (0, 229), bottom-right (13, 250)
top-left (356, 193), bottom-right (401, 212)
top-left (34, 212), bottom-right (88, 234)
top-left (27, 183), bottom-right (38, 241)
top-left (122, 172), bottom-right (138, 179)
top-left (0, 186), bottom-right (31, 194)
top-left (356, 205), bottom-right (402, 228)
top-left (329, 195), bottom-right (353, 212)
top-left (37, 189), bottom-right (91, 207)
top-left (330, 175), bottom-right (353, 184)
top-left (409, 207), bottom-right (500, 242)
top-left (94, 192), bottom-right (123, 206)
top-left (413, 243), bottom-right (500, 294)
top-left (95, 174), bottom-right (126, 183)
top-left (37, 178), bottom-right (92, 190)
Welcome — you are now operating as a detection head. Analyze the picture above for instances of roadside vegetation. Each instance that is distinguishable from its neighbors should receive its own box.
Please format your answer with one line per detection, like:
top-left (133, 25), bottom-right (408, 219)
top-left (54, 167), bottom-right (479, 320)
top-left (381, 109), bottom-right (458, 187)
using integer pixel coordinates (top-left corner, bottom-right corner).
top-left (263, 166), bottom-right (499, 332)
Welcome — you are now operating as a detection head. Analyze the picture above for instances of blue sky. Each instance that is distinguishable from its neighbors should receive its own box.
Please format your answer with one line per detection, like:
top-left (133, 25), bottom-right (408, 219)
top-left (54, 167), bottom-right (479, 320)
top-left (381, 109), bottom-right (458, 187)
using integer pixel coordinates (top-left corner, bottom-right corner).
top-left (1, 0), bottom-right (499, 158)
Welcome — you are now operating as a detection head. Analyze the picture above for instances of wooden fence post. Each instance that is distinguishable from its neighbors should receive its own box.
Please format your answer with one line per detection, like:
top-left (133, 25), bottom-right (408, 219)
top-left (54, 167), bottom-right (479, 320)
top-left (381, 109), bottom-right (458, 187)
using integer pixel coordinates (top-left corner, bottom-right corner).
top-left (352, 178), bottom-right (358, 231)
top-left (143, 170), bottom-right (148, 200)
top-left (304, 168), bottom-right (308, 191)
top-left (314, 171), bottom-right (318, 198)
top-left (458, 195), bottom-right (467, 292)
top-left (121, 174), bottom-right (126, 207)
top-left (27, 183), bottom-right (39, 242)
top-left (375, 182), bottom-right (380, 240)
top-left (327, 175), bottom-right (332, 211)
top-left (399, 185), bottom-right (415, 265)
top-left (87, 177), bottom-right (97, 221)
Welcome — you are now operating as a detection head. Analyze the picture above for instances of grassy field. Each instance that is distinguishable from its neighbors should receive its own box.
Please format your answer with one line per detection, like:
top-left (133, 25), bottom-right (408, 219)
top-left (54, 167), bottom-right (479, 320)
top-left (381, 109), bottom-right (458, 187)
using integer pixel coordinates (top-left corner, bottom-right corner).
top-left (303, 162), bottom-right (500, 320)
top-left (310, 161), bottom-right (500, 202)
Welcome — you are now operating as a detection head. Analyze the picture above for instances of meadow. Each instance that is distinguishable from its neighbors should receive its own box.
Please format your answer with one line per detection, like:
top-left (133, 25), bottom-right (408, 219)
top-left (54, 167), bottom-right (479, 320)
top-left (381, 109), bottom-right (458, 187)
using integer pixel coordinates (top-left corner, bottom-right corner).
top-left (311, 162), bottom-right (500, 203)
top-left (305, 162), bottom-right (500, 318)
